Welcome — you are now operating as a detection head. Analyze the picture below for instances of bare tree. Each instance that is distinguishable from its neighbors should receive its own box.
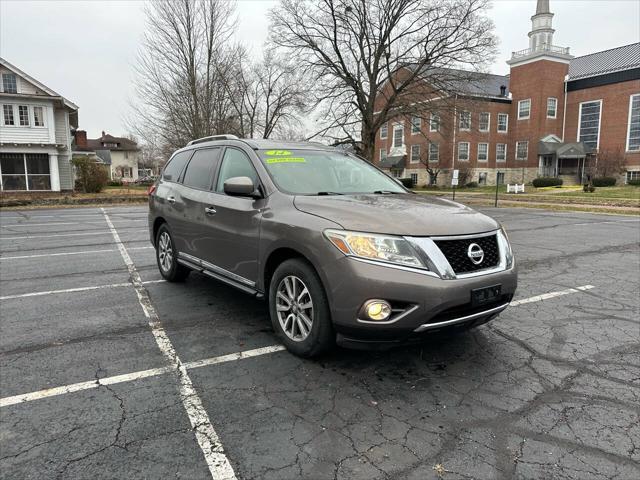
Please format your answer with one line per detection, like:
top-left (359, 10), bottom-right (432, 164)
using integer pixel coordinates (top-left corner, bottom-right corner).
top-left (269, 0), bottom-right (497, 159)
top-left (129, 0), bottom-right (238, 151)
top-left (595, 148), bottom-right (627, 177)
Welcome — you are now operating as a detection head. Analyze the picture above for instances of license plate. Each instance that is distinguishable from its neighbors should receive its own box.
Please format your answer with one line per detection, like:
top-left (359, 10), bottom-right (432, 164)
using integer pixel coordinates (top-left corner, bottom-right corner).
top-left (471, 285), bottom-right (502, 307)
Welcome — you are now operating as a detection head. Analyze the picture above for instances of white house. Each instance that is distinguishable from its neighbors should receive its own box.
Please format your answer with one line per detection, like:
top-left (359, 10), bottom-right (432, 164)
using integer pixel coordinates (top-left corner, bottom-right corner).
top-left (0, 57), bottom-right (78, 192)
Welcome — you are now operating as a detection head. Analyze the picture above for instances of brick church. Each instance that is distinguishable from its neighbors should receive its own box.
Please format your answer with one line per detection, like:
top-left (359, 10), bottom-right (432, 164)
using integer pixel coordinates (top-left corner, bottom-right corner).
top-left (374, 0), bottom-right (640, 186)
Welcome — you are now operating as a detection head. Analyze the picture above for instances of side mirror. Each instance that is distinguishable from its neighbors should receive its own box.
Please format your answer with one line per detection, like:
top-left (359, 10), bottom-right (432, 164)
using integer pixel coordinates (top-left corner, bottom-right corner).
top-left (223, 176), bottom-right (260, 197)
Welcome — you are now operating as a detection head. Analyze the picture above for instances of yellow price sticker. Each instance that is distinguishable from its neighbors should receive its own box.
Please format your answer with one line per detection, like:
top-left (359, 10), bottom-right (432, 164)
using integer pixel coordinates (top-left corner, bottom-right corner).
top-left (264, 150), bottom-right (292, 156)
top-left (265, 157), bottom-right (306, 164)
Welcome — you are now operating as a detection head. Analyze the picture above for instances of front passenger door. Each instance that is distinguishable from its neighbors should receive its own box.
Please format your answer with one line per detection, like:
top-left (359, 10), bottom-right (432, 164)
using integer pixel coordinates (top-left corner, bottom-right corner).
top-left (199, 147), bottom-right (264, 285)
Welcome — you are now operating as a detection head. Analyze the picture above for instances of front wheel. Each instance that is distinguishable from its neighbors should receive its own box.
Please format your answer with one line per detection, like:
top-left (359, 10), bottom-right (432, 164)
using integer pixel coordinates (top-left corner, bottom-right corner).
top-left (268, 259), bottom-right (334, 357)
top-left (155, 224), bottom-right (190, 282)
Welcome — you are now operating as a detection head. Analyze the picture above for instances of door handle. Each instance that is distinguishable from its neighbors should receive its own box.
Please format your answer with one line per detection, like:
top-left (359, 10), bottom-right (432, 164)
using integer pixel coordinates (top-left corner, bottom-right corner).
top-left (205, 206), bottom-right (217, 216)
top-left (167, 196), bottom-right (176, 204)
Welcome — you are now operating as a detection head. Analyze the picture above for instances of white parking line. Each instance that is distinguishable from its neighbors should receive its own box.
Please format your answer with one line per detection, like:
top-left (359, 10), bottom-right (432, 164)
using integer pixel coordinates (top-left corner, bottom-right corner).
top-left (0, 279), bottom-right (165, 301)
top-left (1, 220), bottom-right (147, 228)
top-left (0, 231), bottom-right (109, 240)
top-left (0, 346), bottom-right (285, 408)
top-left (0, 284), bottom-right (595, 410)
top-left (101, 208), bottom-right (237, 480)
top-left (510, 285), bottom-right (594, 306)
top-left (0, 246), bottom-right (153, 261)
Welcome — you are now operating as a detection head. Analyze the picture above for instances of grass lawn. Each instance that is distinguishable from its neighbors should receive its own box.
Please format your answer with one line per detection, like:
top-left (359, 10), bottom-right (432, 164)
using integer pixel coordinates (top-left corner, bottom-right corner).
top-left (414, 185), bottom-right (640, 200)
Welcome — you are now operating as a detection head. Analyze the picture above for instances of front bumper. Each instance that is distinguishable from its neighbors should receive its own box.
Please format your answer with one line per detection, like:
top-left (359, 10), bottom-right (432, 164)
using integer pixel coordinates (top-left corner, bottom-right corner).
top-left (321, 254), bottom-right (517, 347)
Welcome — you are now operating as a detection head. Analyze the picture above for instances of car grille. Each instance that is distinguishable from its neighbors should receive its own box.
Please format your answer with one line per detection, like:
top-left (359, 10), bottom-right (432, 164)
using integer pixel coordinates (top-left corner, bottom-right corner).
top-left (434, 234), bottom-right (500, 274)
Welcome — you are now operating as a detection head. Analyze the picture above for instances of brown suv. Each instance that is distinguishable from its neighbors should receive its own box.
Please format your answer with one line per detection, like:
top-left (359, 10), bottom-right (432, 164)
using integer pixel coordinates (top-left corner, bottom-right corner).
top-left (148, 135), bottom-right (517, 357)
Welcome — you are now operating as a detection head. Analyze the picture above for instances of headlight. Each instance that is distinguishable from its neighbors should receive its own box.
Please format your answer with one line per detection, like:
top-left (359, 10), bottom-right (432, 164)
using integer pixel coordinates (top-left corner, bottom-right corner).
top-left (324, 229), bottom-right (427, 269)
top-left (498, 227), bottom-right (514, 269)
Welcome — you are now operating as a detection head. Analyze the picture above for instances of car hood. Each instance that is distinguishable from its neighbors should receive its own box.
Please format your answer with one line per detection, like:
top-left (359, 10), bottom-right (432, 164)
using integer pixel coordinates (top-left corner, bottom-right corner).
top-left (293, 193), bottom-right (499, 236)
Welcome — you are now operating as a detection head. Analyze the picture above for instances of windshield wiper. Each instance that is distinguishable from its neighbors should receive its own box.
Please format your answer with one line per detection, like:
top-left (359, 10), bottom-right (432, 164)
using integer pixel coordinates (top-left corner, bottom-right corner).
top-left (316, 191), bottom-right (344, 196)
top-left (372, 190), bottom-right (402, 194)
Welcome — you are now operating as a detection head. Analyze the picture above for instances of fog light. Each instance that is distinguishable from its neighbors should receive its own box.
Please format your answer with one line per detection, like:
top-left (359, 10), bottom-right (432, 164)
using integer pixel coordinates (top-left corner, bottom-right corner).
top-left (363, 300), bottom-right (392, 321)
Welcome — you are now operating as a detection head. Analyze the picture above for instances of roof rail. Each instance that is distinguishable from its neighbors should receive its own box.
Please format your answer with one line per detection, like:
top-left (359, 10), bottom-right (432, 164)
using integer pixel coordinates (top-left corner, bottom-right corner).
top-left (187, 134), bottom-right (239, 146)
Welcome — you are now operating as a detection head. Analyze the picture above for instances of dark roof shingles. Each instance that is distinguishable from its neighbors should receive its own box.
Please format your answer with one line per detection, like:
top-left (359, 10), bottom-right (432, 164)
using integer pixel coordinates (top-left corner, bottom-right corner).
top-left (568, 43), bottom-right (640, 81)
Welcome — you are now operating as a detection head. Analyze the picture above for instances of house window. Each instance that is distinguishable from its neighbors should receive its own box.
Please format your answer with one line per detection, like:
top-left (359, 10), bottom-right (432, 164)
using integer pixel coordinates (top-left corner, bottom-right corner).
top-left (379, 149), bottom-right (387, 162)
top-left (2, 73), bottom-right (17, 94)
top-left (497, 172), bottom-right (505, 185)
top-left (429, 143), bottom-right (439, 162)
top-left (459, 111), bottom-right (471, 130)
top-left (0, 153), bottom-right (51, 191)
top-left (518, 99), bottom-right (531, 119)
top-left (478, 172), bottom-right (487, 185)
top-left (477, 143), bottom-right (488, 162)
top-left (410, 173), bottom-right (418, 186)
top-left (392, 124), bottom-right (404, 148)
top-left (410, 144), bottom-right (420, 163)
top-left (2, 105), bottom-right (14, 125)
top-left (496, 143), bottom-right (507, 162)
top-left (103, 142), bottom-right (118, 148)
top-left (626, 171), bottom-right (640, 183)
top-left (547, 97), bottom-right (557, 118)
top-left (497, 113), bottom-right (508, 132)
top-left (125, 151), bottom-right (129, 159)
top-left (627, 94), bottom-right (640, 151)
top-left (516, 141), bottom-right (528, 160)
top-left (479, 112), bottom-right (490, 132)
top-left (430, 113), bottom-right (440, 132)
top-left (411, 116), bottom-right (421, 134)
top-left (18, 105), bottom-right (29, 126)
top-left (33, 106), bottom-right (44, 127)
top-left (578, 100), bottom-right (602, 150)
top-left (380, 122), bottom-right (388, 139)
top-left (458, 142), bottom-right (470, 161)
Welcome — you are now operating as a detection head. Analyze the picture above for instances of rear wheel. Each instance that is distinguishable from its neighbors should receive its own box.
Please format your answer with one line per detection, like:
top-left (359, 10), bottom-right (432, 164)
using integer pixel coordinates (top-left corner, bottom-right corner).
top-left (269, 259), bottom-right (334, 357)
top-left (155, 224), bottom-right (190, 282)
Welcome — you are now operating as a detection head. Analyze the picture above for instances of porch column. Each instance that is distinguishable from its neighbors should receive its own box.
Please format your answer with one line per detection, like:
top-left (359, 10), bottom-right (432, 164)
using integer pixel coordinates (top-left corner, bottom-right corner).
top-left (49, 154), bottom-right (61, 191)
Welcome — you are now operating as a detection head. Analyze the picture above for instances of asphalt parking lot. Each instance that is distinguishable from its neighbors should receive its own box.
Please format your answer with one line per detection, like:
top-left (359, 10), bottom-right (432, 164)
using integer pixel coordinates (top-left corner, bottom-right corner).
top-left (0, 204), bottom-right (639, 480)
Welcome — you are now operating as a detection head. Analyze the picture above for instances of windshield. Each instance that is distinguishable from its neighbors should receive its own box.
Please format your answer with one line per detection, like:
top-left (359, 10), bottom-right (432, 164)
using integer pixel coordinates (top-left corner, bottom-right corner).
top-left (257, 149), bottom-right (406, 195)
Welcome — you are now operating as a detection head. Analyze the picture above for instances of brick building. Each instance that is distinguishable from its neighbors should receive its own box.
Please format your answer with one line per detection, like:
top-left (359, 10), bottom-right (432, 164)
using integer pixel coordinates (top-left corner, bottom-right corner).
top-left (375, 0), bottom-right (640, 186)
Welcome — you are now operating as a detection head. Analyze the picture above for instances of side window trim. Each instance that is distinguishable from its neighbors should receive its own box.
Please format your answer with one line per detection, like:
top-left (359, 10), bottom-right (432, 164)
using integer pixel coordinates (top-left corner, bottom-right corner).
top-left (162, 150), bottom-right (193, 183)
top-left (213, 146), bottom-right (262, 196)
top-left (180, 147), bottom-right (221, 191)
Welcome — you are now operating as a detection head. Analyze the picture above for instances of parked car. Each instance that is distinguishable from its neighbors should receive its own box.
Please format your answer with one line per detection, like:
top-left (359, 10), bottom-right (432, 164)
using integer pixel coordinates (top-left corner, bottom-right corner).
top-left (148, 135), bottom-right (517, 357)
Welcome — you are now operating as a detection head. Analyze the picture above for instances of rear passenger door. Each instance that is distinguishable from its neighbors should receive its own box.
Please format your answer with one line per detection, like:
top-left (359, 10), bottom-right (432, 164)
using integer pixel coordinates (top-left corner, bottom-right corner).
top-left (172, 148), bottom-right (222, 257)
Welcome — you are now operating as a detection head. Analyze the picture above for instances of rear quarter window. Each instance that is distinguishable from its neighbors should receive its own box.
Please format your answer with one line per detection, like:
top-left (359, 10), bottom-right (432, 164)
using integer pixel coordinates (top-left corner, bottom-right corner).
top-left (162, 150), bottom-right (192, 182)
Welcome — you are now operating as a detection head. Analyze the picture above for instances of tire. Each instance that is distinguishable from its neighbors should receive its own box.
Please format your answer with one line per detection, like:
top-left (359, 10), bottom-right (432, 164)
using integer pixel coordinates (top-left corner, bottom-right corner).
top-left (155, 223), bottom-right (190, 282)
top-left (268, 258), bottom-right (334, 357)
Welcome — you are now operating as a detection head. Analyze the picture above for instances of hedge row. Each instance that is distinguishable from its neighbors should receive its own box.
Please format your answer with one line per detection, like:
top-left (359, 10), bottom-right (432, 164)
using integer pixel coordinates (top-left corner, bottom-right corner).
top-left (592, 177), bottom-right (616, 187)
top-left (532, 177), bottom-right (563, 187)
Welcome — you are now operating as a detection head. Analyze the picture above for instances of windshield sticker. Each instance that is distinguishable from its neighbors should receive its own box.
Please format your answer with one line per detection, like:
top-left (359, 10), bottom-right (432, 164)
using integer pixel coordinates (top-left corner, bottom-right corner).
top-left (264, 150), bottom-right (292, 156)
top-left (265, 157), bottom-right (306, 164)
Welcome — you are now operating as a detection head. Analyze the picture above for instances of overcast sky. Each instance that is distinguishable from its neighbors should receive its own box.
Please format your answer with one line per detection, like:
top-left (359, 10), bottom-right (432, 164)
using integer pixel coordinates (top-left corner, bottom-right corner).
top-left (1, 0), bottom-right (637, 139)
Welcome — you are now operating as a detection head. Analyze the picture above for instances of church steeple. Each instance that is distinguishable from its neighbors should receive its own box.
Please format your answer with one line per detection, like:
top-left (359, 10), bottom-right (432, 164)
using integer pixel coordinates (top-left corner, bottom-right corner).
top-left (536, 0), bottom-right (550, 14)
top-left (507, 0), bottom-right (572, 66)
top-left (529, 0), bottom-right (555, 51)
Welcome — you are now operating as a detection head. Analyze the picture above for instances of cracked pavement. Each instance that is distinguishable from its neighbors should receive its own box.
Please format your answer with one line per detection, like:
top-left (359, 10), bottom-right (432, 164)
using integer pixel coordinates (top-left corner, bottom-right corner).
top-left (0, 206), bottom-right (638, 479)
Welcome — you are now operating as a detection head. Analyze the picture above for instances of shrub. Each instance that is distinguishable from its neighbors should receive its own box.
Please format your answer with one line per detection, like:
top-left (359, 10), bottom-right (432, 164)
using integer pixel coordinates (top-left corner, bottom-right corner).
top-left (628, 179), bottom-right (640, 186)
top-left (72, 156), bottom-right (109, 193)
top-left (465, 181), bottom-right (478, 188)
top-left (592, 176), bottom-right (616, 187)
top-left (583, 184), bottom-right (596, 193)
top-left (532, 177), bottom-right (563, 188)
top-left (108, 180), bottom-right (123, 187)
top-left (398, 177), bottom-right (414, 188)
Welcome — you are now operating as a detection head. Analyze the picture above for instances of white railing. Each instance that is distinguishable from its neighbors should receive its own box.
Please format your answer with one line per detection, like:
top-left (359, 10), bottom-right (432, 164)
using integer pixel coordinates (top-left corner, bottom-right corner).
top-left (511, 44), bottom-right (570, 59)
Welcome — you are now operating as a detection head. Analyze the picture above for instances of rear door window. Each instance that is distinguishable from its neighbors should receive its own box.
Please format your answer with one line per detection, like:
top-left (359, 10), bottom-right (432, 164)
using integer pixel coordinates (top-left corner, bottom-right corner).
top-left (162, 150), bottom-right (192, 182)
top-left (215, 148), bottom-right (258, 193)
top-left (182, 148), bottom-right (221, 191)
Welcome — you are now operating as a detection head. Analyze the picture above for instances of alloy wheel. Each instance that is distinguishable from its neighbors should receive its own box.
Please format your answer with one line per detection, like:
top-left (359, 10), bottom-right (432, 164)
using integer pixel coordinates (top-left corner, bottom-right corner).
top-left (275, 275), bottom-right (314, 342)
top-left (158, 231), bottom-right (173, 273)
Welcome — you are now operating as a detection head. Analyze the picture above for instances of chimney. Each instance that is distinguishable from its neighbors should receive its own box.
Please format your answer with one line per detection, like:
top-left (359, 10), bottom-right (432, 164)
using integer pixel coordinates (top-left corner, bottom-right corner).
top-left (101, 131), bottom-right (106, 139)
top-left (500, 85), bottom-right (507, 96)
top-left (75, 130), bottom-right (88, 148)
